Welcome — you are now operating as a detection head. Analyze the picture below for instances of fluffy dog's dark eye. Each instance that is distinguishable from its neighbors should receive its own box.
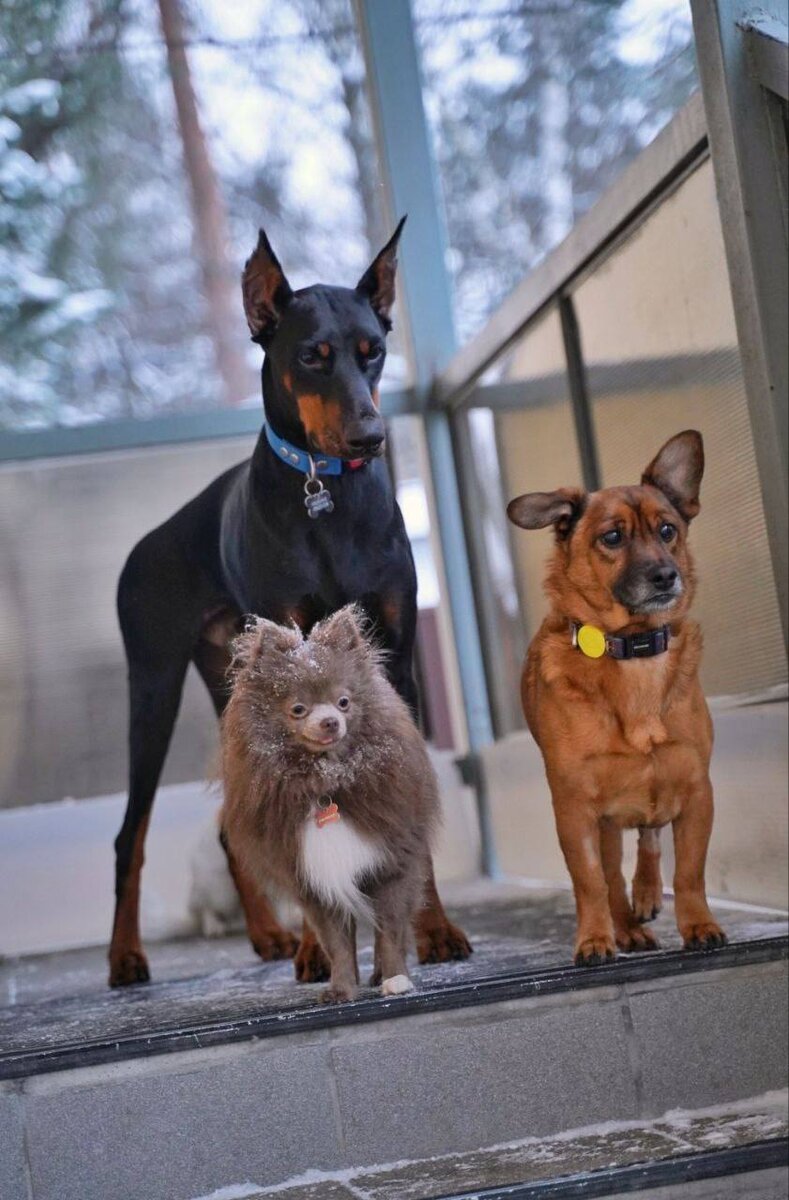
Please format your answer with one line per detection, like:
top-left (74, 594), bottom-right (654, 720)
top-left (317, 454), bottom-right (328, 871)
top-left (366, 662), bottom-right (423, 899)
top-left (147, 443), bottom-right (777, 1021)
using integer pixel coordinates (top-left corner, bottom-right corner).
top-left (337, 696), bottom-right (350, 711)
top-left (659, 522), bottom-right (677, 542)
top-left (290, 703), bottom-right (308, 719)
top-left (600, 529), bottom-right (623, 548)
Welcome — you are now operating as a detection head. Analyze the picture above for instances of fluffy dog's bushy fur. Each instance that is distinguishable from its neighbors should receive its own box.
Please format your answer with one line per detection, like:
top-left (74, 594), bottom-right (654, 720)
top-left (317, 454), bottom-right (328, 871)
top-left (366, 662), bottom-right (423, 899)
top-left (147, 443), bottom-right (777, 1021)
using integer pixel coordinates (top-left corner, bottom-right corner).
top-left (220, 604), bottom-right (439, 1002)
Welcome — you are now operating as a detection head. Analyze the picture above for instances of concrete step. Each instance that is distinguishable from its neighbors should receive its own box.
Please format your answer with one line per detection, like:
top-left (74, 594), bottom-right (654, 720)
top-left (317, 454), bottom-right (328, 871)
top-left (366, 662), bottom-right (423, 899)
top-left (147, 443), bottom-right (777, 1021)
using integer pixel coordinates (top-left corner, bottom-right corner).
top-left (0, 885), bottom-right (786, 1200)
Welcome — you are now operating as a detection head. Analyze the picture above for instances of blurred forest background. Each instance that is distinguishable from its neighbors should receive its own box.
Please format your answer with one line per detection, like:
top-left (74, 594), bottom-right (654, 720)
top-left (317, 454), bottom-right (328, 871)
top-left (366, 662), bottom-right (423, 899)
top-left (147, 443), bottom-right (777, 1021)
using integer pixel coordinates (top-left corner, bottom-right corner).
top-left (0, 0), bottom-right (696, 430)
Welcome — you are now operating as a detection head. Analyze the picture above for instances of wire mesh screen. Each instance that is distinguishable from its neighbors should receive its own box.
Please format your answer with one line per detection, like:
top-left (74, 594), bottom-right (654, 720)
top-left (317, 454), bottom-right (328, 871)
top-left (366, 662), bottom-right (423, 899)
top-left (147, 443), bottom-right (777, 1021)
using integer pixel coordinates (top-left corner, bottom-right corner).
top-left (573, 158), bottom-right (786, 697)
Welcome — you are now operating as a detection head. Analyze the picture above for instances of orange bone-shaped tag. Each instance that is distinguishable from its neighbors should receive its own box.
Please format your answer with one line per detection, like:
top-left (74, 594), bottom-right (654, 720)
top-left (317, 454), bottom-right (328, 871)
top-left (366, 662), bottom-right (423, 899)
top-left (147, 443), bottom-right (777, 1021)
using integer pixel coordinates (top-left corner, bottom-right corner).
top-left (315, 801), bottom-right (340, 829)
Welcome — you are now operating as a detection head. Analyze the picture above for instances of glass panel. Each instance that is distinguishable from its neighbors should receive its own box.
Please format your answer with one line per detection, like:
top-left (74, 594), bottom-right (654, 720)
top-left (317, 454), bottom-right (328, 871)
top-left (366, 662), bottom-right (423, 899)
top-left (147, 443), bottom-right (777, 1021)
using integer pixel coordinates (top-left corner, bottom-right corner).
top-left (0, 0), bottom-right (400, 433)
top-left (465, 308), bottom-right (582, 729)
top-left (574, 158), bottom-right (786, 697)
top-left (414, 0), bottom-right (698, 341)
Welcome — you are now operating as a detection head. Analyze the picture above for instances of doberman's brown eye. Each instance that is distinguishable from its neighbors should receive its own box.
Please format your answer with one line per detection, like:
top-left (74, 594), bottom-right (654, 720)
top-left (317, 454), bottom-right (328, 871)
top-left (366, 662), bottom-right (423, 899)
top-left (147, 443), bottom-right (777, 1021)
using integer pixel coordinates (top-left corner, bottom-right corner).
top-left (600, 529), bottom-right (623, 548)
top-left (659, 522), bottom-right (677, 542)
top-left (290, 703), bottom-right (308, 719)
top-left (298, 349), bottom-right (321, 368)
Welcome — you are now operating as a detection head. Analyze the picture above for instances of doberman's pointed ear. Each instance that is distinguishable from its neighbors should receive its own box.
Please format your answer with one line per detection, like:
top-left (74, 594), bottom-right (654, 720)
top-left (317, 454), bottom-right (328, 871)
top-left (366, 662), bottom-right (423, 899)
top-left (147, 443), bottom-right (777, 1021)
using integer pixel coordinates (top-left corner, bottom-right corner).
top-left (356, 216), bottom-right (406, 330)
top-left (506, 487), bottom-right (586, 541)
top-left (242, 229), bottom-right (294, 346)
top-left (642, 430), bottom-right (704, 521)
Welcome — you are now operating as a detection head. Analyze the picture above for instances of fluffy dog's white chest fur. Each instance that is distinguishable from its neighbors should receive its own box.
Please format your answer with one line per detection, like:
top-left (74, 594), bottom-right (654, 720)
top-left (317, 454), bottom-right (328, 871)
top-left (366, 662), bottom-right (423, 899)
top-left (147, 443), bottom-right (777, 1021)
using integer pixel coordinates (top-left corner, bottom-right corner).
top-left (300, 815), bottom-right (387, 921)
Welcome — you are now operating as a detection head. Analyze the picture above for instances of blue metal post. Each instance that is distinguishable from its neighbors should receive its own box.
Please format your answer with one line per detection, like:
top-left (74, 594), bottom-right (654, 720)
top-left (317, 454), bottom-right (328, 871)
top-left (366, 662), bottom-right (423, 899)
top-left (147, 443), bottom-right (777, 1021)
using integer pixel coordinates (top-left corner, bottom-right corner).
top-left (354, 0), bottom-right (499, 874)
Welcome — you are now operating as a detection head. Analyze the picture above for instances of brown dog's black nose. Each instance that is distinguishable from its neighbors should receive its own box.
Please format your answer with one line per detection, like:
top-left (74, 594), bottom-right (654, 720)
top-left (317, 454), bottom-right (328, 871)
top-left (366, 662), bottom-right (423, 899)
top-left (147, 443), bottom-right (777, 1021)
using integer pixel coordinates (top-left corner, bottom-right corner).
top-left (651, 566), bottom-right (678, 591)
top-left (320, 715), bottom-right (340, 735)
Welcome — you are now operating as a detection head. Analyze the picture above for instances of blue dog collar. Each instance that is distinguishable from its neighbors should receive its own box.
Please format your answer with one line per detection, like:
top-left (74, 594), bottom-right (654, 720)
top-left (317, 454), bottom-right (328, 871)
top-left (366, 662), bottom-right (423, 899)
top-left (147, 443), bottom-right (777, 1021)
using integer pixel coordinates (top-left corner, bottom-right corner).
top-left (265, 422), bottom-right (364, 476)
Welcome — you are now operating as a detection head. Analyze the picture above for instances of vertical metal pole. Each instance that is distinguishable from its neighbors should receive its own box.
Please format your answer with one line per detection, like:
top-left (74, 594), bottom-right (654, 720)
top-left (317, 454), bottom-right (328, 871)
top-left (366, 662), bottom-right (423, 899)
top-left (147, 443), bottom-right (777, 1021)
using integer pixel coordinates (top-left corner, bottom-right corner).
top-left (559, 294), bottom-right (602, 493)
top-left (690, 0), bottom-right (788, 649)
top-left (354, 0), bottom-right (499, 874)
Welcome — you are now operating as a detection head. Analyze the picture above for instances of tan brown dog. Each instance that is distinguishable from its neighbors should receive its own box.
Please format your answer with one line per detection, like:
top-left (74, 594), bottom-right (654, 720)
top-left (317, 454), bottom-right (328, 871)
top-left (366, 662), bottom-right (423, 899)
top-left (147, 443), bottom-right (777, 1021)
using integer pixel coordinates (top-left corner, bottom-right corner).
top-left (507, 430), bottom-right (726, 965)
top-left (220, 604), bottom-right (440, 1003)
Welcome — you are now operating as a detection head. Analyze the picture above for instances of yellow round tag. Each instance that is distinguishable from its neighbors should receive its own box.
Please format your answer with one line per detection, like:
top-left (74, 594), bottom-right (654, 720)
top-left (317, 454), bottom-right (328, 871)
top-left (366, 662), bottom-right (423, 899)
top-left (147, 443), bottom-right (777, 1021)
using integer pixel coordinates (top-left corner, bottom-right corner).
top-left (577, 624), bottom-right (606, 659)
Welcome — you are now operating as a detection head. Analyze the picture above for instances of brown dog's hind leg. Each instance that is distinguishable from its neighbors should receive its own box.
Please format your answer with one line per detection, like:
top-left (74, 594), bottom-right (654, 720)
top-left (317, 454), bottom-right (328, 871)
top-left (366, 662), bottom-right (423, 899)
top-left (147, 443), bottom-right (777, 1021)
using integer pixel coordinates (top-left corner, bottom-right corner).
top-left (413, 862), bottom-right (472, 964)
top-left (632, 826), bottom-right (664, 922)
top-left (219, 832), bottom-right (298, 961)
top-left (294, 919), bottom-right (332, 983)
top-left (672, 782), bottom-right (727, 950)
top-left (601, 823), bottom-right (659, 953)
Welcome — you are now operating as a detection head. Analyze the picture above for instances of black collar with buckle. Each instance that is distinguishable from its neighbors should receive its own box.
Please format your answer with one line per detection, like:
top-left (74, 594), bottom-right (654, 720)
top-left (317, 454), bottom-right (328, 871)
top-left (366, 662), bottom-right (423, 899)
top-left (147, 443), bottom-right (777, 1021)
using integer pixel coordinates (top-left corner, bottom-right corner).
top-left (571, 622), bottom-right (671, 660)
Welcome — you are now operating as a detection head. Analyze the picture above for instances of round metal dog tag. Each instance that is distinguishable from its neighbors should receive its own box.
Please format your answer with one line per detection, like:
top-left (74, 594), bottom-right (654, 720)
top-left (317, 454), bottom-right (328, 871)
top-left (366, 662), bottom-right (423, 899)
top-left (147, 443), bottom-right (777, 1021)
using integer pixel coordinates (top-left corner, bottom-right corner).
top-left (577, 624), bottom-right (606, 658)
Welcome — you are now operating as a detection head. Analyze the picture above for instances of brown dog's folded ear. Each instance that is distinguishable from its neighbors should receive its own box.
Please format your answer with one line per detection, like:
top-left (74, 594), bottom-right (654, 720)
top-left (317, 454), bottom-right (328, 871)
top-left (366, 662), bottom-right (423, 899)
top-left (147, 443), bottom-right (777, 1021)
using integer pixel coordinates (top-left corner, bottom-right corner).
top-left (506, 487), bottom-right (586, 540)
top-left (356, 216), bottom-right (406, 329)
top-left (231, 616), bottom-right (302, 671)
top-left (642, 430), bottom-right (704, 521)
top-left (242, 230), bottom-right (294, 345)
top-left (309, 604), bottom-right (369, 654)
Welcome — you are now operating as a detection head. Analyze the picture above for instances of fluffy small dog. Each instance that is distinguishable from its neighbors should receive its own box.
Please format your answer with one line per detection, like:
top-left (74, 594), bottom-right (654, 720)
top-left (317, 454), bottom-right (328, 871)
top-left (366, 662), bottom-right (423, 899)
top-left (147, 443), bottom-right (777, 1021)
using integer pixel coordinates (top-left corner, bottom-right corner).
top-left (507, 430), bottom-right (726, 965)
top-left (219, 604), bottom-right (439, 1003)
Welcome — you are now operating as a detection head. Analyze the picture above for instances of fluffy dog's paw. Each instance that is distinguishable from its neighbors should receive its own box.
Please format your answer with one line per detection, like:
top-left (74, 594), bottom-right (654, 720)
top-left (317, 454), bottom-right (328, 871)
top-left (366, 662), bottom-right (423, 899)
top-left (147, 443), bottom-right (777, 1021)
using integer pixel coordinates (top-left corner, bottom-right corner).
top-left (681, 921), bottom-right (727, 951)
top-left (108, 949), bottom-right (150, 988)
top-left (381, 974), bottom-right (414, 996)
top-left (251, 928), bottom-right (299, 961)
top-left (615, 922), bottom-right (659, 953)
top-left (294, 937), bottom-right (331, 983)
top-left (574, 934), bottom-right (617, 967)
top-left (416, 920), bottom-right (473, 965)
top-left (320, 984), bottom-right (356, 1004)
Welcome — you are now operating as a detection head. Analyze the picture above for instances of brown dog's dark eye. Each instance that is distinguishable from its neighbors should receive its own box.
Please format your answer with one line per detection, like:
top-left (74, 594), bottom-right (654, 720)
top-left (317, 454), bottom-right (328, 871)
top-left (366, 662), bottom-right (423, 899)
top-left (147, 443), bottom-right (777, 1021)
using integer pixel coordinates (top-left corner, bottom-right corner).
top-left (600, 529), bottom-right (623, 548)
top-left (290, 703), bottom-right (308, 719)
top-left (659, 522), bottom-right (677, 542)
top-left (337, 696), bottom-right (350, 711)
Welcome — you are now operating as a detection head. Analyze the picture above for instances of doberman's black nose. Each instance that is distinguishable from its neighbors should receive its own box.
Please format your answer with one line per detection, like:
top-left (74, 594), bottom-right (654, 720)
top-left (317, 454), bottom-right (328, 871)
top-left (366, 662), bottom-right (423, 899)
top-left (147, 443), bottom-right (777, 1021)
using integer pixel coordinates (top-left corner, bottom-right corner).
top-left (320, 716), bottom-right (340, 735)
top-left (347, 430), bottom-right (384, 457)
top-left (650, 565), bottom-right (678, 592)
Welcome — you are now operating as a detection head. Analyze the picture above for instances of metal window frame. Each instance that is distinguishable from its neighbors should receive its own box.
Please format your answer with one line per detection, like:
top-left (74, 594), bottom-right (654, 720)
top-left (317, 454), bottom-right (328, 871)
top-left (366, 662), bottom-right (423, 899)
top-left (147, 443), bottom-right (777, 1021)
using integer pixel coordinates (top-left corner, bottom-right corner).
top-left (690, 0), bottom-right (788, 648)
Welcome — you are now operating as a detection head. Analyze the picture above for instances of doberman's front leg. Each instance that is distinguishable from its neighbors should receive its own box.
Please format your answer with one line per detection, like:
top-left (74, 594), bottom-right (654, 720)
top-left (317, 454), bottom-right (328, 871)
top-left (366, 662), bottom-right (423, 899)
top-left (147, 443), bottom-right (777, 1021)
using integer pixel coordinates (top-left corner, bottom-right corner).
top-left (294, 918), bottom-right (331, 983)
top-left (219, 832), bottom-right (299, 962)
top-left (109, 660), bottom-right (189, 987)
top-left (414, 861), bottom-right (472, 964)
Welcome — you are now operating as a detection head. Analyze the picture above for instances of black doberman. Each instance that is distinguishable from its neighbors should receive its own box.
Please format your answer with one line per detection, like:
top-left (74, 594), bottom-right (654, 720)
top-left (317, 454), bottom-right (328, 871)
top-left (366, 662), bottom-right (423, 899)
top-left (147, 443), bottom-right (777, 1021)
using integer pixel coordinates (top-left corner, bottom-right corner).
top-left (109, 220), bottom-right (472, 987)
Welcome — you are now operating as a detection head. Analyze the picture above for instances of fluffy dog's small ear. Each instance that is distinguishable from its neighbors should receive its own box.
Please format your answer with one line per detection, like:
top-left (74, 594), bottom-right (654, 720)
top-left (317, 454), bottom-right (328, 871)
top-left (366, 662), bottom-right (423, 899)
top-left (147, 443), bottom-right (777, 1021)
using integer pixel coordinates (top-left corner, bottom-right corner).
top-left (309, 604), bottom-right (368, 654)
top-left (231, 616), bottom-right (301, 669)
top-left (356, 217), bottom-right (406, 329)
top-left (506, 487), bottom-right (586, 540)
top-left (642, 430), bottom-right (704, 521)
top-left (242, 229), bottom-right (294, 346)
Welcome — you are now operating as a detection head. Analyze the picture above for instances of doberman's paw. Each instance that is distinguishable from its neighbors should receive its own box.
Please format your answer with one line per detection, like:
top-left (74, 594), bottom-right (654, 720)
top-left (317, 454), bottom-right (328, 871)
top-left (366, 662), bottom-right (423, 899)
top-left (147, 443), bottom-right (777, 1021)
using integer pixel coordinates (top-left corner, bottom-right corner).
top-left (320, 984), bottom-right (356, 1004)
top-left (632, 879), bottom-right (663, 923)
top-left (251, 928), bottom-right (299, 962)
top-left (368, 967), bottom-right (382, 987)
top-left (681, 921), bottom-right (727, 951)
top-left (574, 934), bottom-right (617, 967)
top-left (615, 922), bottom-right (659, 953)
top-left (416, 920), bottom-right (473, 965)
top-left (108, 949), bottom-right (150, 988)
top-left (294, 937), bottom-right (331, 983)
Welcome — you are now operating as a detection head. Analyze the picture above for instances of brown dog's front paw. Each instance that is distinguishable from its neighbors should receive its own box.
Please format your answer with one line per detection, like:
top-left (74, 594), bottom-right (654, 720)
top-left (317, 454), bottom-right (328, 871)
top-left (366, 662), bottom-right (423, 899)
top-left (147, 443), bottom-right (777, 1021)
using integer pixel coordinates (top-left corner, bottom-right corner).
top-left (251, 928), bottom-right (299, 962)
top-left (416, 920), bottom-right (473, 965)
top-left (320, 984), bottom-right (356, 1004)
top-left (294, 937), bottom-right (331, 983)
top-left (681, 921), bottom-right (727, 951)
top-left (615, 922), bottom-right (659, 953)
top-left (574, 935), bottom-right (617, 967)
top-left (108, 949), bottom-right (150, 988)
